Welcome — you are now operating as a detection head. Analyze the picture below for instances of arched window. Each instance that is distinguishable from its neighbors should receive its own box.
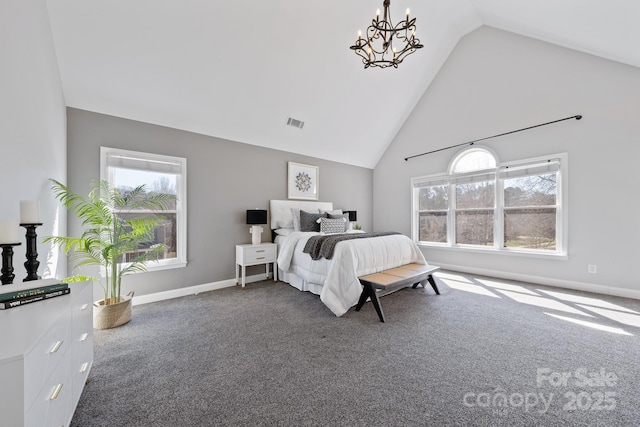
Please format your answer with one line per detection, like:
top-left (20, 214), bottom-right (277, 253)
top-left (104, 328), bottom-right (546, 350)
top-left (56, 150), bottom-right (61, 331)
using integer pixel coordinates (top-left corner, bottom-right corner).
top-left (411, 147), bottom-right (566, 256)
top-left (449, 148), bottom-right (498, 246)
top-left (449, 147), bottom-right (497, 174)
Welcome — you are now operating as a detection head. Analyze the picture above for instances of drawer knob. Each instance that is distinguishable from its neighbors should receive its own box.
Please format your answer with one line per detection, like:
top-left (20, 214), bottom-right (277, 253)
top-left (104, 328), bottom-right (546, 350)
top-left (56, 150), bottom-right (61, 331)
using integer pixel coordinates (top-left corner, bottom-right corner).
top-left (80, 362), bottom-right (89, 373)
top-left (80, 333), bottom-right (89, 342)
top-left (80, 303), bottom-right (89, 311)
top-left (256, 257), bottom-right (265, 260)
top-left (50, 340), bottom-right (63, 354)
top-left (50, 383), bottom-right (64, 400)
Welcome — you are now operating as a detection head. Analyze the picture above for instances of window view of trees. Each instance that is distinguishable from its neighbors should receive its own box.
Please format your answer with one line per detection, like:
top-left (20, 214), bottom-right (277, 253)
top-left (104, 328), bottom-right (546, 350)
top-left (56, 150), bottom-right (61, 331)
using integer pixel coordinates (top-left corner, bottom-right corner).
top-left (412, 148), bottom-right (564, 255)
top-left (503, 174), bottom-right (557, 250)
top-left (418, 185), bottom-right (448, 243)
top-left (455, 181), bottom-right (494, 246)
top-left (114, 172), bottom-right (178, 263)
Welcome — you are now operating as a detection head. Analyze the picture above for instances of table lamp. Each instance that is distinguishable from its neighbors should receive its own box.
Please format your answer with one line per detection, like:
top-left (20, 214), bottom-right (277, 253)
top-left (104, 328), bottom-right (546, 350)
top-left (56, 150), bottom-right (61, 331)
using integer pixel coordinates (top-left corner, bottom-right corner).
top-left (246, 209), bottom-right (268, 245)
top-left (345, 210), bottom-right (357, 230)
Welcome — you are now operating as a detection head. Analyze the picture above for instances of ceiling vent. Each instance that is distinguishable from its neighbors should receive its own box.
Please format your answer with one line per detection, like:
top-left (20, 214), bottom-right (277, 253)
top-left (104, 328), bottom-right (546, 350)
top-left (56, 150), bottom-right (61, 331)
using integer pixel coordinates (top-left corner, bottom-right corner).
top-left (286, 117), bottom-right (305, 129)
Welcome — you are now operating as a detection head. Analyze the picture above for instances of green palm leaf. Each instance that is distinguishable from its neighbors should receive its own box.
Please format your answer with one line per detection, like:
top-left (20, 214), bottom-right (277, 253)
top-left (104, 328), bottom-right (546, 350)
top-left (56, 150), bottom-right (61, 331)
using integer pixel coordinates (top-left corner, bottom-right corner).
top-left (45, 179), bottom-right (175, 305)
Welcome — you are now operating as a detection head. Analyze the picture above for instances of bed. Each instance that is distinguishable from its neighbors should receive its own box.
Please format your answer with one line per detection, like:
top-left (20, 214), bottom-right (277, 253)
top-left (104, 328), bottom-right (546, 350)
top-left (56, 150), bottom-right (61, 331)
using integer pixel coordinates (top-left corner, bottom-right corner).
top-left (270, 199), bottom-right (428, 316)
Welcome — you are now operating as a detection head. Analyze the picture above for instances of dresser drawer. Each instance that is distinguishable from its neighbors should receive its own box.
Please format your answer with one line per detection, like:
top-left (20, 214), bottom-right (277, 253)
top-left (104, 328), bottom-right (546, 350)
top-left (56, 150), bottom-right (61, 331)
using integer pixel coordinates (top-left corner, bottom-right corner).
top-left (24, 307), bottom-right (71, 411)
top-left (25, 348), bottom-right (72, 427)
top-left (71, 287), bottom-right (93, 349)
top-left (71, 331), bottom-right (93, 400)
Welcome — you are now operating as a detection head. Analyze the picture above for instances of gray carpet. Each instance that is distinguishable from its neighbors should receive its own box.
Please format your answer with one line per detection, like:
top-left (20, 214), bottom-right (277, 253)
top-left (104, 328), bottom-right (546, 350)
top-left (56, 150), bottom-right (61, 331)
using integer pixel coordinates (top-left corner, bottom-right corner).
top-left (71, 272), bottom-right (640, 426)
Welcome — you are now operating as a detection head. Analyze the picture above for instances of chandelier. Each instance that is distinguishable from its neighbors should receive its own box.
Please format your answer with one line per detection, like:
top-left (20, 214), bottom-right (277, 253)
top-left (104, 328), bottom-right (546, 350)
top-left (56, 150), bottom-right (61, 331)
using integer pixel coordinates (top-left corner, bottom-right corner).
top-left (350, 0), bottom-right (423, 69)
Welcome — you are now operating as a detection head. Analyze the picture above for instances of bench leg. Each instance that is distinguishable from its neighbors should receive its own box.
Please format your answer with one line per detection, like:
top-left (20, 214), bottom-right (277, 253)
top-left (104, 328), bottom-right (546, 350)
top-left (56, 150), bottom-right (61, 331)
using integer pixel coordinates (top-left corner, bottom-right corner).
top-left (355, 284), bottom-right (371, 311)
top-left (411, 275), bottom-right (440, 295)
top-left (355, 282), bottom-right (386, 323)
top-left (427, 274), bottom-right (440, 295)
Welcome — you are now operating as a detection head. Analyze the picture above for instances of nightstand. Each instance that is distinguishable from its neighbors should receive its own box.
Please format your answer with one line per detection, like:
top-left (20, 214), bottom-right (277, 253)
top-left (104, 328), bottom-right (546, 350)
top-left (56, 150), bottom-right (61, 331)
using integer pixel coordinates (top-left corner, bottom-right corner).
top-left (235, 243), bottom-right (277, 289)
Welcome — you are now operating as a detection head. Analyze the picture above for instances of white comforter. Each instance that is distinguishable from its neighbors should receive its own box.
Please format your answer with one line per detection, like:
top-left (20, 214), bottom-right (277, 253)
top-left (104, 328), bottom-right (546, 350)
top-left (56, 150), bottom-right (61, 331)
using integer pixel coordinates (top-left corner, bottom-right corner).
top-left (276, 231), bottom-right (427, 316)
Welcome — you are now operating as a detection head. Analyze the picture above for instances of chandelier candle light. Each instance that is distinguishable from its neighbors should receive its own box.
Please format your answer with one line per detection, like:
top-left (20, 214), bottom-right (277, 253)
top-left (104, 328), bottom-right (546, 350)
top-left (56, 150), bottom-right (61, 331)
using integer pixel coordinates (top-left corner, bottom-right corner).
top-left (350, 0), bottom-right (423, 68)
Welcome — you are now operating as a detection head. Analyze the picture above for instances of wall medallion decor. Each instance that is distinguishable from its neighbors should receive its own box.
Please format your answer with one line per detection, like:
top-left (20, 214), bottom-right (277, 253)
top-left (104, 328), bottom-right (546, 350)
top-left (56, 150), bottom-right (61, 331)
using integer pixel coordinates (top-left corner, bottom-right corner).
top-left (287, 162), bottom-right (319, 200)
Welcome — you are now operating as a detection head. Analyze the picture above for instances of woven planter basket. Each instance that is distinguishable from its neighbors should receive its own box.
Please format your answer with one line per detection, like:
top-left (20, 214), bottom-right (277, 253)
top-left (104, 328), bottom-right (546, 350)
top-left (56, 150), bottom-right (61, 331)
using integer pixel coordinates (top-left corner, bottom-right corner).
top-left (93, 291), bottom-right (134, 330)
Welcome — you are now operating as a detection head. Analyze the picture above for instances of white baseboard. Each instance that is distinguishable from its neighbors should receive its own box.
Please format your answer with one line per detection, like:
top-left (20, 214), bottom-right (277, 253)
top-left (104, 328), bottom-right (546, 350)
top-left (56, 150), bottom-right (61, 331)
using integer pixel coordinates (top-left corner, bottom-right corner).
top-left (132, 266), bottom-right (640, 306)
top-left (434, 263), bottom-right (640, 301)
top-left (132, 273), bottom-right (272, 306)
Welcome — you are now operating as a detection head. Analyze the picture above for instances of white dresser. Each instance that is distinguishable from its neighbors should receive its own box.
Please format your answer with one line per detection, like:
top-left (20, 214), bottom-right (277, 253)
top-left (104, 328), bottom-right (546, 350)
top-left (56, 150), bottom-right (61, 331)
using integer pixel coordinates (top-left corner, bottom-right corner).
top-left (0, 280), bottom-right (93, 427)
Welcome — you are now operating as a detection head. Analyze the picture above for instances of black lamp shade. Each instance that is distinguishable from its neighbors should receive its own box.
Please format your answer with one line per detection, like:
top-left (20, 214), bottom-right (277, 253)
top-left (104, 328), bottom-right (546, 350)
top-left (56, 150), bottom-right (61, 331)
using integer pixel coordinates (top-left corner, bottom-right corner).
top-left (246, 209), bottom-right (267, 225)
top-left (347, 211), bottom-right (357, 222)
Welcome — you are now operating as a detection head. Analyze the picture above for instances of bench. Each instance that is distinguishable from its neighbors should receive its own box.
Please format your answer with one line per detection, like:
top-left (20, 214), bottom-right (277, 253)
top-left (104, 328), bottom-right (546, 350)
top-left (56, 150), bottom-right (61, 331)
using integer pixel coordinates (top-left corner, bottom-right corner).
top-left (355, 263), bottom-right (440, 322)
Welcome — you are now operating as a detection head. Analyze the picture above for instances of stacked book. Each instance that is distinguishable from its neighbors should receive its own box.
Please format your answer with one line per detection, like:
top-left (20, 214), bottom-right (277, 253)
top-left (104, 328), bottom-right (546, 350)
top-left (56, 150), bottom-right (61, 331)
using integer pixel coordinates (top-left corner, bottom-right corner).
top-left (0, 279), bottom-right (70, 310)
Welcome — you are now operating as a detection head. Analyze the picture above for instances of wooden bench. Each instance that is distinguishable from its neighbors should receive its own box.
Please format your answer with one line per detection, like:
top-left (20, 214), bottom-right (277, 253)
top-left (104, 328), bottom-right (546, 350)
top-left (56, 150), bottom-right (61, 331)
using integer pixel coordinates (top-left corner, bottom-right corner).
top-left (356, 263), bottom-right (440, 322)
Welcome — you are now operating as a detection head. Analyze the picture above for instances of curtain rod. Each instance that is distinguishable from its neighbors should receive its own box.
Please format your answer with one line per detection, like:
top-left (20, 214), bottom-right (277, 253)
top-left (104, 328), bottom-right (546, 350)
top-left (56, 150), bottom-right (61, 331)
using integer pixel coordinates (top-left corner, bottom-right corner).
top-left (404, 114), bottom-right (582, 162)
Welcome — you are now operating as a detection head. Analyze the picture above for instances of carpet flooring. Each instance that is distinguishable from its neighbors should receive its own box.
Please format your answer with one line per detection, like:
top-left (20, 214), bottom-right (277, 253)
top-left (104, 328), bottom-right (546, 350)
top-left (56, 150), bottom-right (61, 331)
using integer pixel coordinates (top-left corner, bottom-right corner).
top-left (70, 271), bottom-right (640, 426)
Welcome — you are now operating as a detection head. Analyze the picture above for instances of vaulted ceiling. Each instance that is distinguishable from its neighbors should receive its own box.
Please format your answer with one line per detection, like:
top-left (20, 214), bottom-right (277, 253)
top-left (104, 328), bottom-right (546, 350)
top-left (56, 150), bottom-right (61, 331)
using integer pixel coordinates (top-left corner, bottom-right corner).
top-left (45, 0), bottom-right (640, 169)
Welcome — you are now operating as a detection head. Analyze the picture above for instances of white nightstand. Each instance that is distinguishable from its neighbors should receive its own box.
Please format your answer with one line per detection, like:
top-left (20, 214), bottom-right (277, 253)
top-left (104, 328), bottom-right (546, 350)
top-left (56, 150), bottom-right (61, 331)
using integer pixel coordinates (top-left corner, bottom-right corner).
top-left (235, 243), bottom-right (277, 289)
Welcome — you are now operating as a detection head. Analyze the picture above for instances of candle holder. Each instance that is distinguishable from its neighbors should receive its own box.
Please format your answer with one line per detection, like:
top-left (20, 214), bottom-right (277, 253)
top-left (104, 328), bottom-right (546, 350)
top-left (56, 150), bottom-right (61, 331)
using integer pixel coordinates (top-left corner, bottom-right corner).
top-left (20, 223), bottom-right (42, 282)
top-left (1, 243), bottom-right (21, 285)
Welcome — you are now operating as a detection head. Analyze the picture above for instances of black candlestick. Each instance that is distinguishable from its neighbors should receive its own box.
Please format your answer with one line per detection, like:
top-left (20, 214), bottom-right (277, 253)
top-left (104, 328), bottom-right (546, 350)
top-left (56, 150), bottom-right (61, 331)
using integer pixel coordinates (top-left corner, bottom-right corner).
top-left (1, 243), bottom-right (21, 285)
top-left (20, 223), bottom-right (42, 282)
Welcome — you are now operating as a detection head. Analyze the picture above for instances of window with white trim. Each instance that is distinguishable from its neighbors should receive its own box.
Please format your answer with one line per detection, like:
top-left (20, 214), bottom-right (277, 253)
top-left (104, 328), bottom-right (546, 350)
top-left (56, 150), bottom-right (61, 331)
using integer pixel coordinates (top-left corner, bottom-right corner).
top-left (412, 148), bottom-right (566, 256)
top-left (101, 147), bottom-right (187, 270)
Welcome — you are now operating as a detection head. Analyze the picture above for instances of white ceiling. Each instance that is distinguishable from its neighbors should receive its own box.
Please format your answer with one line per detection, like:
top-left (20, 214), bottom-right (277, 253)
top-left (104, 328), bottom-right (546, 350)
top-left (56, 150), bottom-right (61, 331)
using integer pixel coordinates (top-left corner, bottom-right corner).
top-left (45, 0), bottom-right (640, 169)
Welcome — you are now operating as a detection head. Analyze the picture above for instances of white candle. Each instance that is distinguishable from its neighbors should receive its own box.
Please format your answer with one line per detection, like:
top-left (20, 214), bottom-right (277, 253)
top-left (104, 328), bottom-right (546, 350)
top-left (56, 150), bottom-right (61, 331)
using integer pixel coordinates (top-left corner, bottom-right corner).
top-left (0, 218), bottom-right (20, 244)
top-left (20, 200), bottom-right (41, 224)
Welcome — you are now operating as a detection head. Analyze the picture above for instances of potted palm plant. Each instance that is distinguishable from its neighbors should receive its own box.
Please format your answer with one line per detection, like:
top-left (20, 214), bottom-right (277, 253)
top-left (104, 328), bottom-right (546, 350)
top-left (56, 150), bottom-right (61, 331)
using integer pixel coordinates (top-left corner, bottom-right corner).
top-left (45, 179), bottom-right (174, 329)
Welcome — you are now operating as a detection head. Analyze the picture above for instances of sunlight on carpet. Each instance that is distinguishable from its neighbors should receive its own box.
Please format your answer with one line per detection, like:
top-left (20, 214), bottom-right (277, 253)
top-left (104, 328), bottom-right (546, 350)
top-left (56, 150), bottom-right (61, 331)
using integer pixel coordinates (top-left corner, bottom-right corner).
top-left (539, 289), bottom-right (640, 314)
top-left (576, 305), bottom-right (640, 328)
top-left (439, 277), bottom-right (501, 298)
top-left (496, 289), bottom-right (594, 317)
top-left (476, 278), bottom-right (540, 295)
top-left (545, 312), bottom-right (633, 336)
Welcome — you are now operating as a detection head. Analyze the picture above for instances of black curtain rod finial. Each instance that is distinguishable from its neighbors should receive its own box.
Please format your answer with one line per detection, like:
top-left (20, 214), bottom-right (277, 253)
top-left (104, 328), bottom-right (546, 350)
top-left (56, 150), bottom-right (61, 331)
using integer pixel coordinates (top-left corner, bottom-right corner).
top-left (576, 115), bottom-right (582, 120)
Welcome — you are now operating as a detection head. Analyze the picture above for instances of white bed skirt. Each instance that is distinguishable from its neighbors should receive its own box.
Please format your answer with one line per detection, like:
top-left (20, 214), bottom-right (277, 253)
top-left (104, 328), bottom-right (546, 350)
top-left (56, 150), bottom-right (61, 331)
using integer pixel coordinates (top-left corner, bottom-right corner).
top-left (277, 268), bottom-right (324, 295)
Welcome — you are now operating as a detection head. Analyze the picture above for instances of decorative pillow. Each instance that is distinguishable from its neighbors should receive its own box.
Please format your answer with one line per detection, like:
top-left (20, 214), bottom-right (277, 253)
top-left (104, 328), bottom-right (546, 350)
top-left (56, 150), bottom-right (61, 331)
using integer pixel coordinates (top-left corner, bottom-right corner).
top-left (291, 208), bottom-right (318, 231)
top-left (319, 217), bottom-right (346, 234)
top-left (300, 210), bottom-right (326, 232)
top-left (274, 228), bottom-right (293, 236)
top-left (328, 213), bottom-right (349, 232)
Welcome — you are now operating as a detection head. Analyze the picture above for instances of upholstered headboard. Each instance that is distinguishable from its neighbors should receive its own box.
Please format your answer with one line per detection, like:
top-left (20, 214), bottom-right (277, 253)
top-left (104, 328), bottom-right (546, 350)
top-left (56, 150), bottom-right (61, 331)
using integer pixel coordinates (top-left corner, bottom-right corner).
top-left (269, 199), bottom-right (333, 230)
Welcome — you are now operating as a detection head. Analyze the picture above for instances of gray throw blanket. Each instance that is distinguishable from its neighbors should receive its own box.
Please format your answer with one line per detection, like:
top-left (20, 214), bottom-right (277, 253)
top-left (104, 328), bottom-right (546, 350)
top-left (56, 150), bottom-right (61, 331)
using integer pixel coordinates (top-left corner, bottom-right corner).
top-left (303, 231), bottom-right (400, 260)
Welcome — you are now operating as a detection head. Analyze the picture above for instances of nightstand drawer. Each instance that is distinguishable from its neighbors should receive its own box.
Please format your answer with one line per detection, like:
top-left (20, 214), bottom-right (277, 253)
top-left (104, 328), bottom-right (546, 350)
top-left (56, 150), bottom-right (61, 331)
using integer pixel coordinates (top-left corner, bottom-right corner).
top-left (236, 244), bottom-right (276, 265)
top-left (243, 245), bottom-right (276, 263)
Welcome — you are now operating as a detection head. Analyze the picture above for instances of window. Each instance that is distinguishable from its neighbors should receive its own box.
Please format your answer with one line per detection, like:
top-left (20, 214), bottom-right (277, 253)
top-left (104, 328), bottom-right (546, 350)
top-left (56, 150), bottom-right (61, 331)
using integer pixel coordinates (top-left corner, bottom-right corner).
top-left (101, 147), bottom-right (187, 270)
top-left (416, 179), bottom-right (448, 243)
top-left (411, 148), bottom-right (566, 256)
top-left (501, 161), bottom-right (560, 251)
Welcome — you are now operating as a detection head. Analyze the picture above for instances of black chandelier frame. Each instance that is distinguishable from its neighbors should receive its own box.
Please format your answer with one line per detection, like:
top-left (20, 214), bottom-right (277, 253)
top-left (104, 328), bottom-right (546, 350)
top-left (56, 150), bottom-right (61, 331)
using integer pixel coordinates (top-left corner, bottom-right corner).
top-left (350, 0), bottom-right (423, 69)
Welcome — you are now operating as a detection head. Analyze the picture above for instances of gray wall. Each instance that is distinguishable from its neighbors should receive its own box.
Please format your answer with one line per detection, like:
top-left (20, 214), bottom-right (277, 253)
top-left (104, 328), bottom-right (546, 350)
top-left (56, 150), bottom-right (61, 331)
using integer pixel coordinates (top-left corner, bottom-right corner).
top-left (374, 26), bottom-right (640, 295)
top-left (67, 108), bottom-right (372, 299)
top-left (1, 0), bottom-right (67, 280)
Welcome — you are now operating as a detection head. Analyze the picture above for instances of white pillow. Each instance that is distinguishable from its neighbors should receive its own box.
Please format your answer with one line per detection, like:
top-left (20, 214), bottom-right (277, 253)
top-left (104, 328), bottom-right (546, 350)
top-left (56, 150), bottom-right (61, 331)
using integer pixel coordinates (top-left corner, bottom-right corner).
top-left (274, 228), bottom-right (293, 236)
top-left (277, 219), bottom-right (293, 229)
top-left (291, 208), bottom-right (319, 231)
